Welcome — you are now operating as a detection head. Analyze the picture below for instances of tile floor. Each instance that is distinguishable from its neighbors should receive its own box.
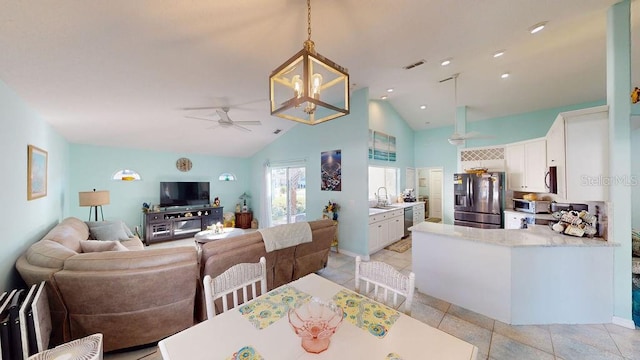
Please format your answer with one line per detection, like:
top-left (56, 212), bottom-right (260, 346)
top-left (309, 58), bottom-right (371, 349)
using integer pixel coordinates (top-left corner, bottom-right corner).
top-left (105, 242), bottom-right (640, 360)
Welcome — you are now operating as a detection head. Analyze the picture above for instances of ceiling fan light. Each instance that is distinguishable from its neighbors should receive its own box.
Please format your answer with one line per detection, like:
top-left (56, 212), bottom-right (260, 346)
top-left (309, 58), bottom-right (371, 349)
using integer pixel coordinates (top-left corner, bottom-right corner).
top-left (448, 137), bottom-right (465, 146)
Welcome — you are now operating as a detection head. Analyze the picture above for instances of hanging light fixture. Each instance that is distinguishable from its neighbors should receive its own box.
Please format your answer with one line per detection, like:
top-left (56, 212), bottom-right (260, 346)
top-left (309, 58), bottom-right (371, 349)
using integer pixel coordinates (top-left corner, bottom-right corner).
top-left (269, 0), bottom-right (350, 125)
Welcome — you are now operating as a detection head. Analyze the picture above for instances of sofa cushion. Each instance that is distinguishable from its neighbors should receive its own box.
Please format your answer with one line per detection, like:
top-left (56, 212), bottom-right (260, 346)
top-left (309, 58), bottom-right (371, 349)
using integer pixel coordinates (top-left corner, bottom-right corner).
top-left (87, 221), bottom-right (131, 241)
top-left (80, 240), bottom-right (129, 253)
top-left (25, 239), bottom-right (78, 269)
top-left (87, 220), bottom-right (135, 238)
top-left (43, 217), bottom-right (89, 253)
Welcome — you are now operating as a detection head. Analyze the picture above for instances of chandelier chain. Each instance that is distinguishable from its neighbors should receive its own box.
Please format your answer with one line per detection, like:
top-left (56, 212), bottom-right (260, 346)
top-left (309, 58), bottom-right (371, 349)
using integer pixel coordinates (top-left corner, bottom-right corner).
top-left (307, 0), bottom-right (312, 41)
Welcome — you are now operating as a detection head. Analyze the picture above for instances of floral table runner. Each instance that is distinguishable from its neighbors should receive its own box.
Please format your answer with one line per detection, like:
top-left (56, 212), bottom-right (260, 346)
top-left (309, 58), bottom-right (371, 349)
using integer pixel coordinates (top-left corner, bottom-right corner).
top-left (332, 289), bottom-right (400, 338)
top-left (238, 285), bottom-right (311, 330)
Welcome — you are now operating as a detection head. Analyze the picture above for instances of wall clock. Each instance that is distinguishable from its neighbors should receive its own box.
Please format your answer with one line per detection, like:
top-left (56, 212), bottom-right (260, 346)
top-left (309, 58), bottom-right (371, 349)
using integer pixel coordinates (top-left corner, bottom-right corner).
top-left (176, 157), bottom-right (192, 172)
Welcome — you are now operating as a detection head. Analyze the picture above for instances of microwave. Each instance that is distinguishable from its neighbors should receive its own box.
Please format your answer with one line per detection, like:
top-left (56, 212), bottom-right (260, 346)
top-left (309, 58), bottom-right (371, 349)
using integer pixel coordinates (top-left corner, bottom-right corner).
top-left (512, 199), bottom-right (551, 214)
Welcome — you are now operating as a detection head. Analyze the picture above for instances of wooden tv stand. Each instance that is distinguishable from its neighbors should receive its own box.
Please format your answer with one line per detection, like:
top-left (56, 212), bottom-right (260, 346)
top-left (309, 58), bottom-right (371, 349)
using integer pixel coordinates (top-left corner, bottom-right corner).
top-left (143, 206), bottom-right (223, 245)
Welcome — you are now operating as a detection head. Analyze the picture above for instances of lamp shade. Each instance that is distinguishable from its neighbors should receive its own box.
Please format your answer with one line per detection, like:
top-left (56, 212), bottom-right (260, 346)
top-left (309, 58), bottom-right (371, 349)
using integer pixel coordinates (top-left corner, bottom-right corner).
top-left (79, 190), bottom-right (110, 206)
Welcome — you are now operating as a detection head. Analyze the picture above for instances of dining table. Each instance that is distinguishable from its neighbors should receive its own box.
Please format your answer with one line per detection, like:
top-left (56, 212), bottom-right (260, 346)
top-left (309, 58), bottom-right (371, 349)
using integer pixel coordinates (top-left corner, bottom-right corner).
top-left (158, 273), bottom-right (478, 360)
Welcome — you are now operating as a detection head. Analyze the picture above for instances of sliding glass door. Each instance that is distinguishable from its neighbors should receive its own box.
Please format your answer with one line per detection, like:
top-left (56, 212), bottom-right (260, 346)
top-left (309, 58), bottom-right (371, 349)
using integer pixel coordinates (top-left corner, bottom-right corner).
top-left (270, 166), bottom-right (306, 226)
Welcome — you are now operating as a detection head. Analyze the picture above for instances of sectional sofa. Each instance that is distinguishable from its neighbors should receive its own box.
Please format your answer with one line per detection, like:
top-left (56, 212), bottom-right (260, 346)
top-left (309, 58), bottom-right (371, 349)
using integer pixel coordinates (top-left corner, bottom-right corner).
top-left (15, 217), bottom-right (337, 352)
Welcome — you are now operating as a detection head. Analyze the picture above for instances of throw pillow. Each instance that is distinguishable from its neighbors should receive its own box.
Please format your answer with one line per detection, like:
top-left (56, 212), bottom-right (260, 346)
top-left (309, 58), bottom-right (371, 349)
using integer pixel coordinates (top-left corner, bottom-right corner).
top-left (88, 222), bottom-right (130, 241)
top-left (80, 240), bottom-right (129, 253)
top-left (86, 220), bottom-right (134, 240)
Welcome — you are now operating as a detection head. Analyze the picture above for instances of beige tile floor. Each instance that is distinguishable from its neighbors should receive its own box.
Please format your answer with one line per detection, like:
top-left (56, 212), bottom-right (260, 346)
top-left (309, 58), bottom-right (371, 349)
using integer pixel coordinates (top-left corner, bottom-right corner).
top-left (105, 241), bottom-right (640, 360)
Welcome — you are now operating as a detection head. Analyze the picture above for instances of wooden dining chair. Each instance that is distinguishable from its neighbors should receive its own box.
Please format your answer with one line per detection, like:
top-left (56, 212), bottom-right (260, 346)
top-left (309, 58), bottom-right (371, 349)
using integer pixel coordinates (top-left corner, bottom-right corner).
top-left (203, 256), bottom-right (267, 319)
top-left (355, 256), bottom-right (415, 315)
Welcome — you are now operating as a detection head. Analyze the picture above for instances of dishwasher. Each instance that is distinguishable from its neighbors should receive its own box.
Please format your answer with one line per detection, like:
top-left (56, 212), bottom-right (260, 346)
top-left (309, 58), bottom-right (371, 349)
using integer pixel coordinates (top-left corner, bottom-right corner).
top-left (403, 206), bottom-right (413, 238)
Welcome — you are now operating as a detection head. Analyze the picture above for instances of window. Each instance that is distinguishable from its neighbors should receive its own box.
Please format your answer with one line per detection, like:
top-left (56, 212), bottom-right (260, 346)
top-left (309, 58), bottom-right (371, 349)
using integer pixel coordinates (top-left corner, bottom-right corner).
top-left (269, 166), bottom-right (306, 226)
top-left (368, 166), bottom-right (399, 203)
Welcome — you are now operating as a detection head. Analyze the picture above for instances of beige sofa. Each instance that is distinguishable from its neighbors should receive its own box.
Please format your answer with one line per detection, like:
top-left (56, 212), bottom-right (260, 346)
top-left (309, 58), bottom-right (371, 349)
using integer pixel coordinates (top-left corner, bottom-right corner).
top-left (198, 219), bottom-right (336, 318)
top-left (15, 217), bottom-right (199, 352)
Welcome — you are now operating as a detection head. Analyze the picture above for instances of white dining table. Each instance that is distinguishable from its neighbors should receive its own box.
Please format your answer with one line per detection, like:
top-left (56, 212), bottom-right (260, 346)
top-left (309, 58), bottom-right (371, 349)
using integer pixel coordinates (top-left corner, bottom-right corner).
top-left (159, 273), bottom-right (478, 360)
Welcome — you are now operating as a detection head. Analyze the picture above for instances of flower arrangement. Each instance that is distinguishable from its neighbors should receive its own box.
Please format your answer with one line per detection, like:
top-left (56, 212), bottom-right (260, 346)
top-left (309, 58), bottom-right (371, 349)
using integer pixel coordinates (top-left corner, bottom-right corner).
top-left (323, 201), bottom-right (339, 214)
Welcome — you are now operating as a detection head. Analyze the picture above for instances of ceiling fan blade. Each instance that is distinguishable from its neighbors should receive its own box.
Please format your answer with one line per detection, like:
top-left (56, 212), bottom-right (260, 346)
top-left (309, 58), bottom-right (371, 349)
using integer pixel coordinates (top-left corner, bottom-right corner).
top-left (233, 123), bottom-right (251, 132)
top-left (462, 131), bottom-right (494, 140)
top-left (185, 115), bottom-right (217, 122)
top-left (216, 109), bottom-right (231, 122)
top-left (232, 121), bottom-right (262, 126)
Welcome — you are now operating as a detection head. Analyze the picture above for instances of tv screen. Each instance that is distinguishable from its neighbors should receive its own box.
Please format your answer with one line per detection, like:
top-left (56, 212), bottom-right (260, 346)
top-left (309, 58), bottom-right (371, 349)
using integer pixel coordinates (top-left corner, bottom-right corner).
top-left (160, 181), bottom-right (210, 208)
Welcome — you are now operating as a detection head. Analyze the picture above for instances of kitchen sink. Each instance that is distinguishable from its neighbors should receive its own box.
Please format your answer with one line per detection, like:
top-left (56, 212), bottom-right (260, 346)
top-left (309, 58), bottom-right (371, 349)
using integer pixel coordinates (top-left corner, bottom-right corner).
top-left (372, 205), bottom-right (396, 209)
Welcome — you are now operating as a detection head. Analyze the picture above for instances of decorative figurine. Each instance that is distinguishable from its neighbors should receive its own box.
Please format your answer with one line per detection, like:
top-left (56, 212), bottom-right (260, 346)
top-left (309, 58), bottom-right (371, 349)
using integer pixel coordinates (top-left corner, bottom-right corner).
top-left (213, 197), bottom-right (221, 207)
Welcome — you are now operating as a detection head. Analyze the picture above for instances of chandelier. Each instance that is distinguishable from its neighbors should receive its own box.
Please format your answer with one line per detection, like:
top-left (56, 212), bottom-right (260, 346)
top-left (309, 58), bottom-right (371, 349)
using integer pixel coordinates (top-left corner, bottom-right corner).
top-left (269, 0), bottom-right (350, 125)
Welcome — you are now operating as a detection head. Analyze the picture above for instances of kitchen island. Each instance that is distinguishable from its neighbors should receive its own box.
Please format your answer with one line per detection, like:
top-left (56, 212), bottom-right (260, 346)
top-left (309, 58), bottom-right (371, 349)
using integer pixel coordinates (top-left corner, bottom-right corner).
top-left (410, 222), bottom-right (618, 325)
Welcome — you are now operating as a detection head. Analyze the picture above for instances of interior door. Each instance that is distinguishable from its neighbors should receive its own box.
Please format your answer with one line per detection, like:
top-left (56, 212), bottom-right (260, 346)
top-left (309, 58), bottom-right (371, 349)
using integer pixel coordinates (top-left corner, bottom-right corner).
top-left (429, 169), bottom-right (443, 219)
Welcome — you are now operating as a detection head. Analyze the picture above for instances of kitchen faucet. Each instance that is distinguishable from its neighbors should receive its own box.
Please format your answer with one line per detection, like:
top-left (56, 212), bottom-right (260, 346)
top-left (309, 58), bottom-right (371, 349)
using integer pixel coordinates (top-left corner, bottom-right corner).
top-left (376, 187), bottom-right (389, 206)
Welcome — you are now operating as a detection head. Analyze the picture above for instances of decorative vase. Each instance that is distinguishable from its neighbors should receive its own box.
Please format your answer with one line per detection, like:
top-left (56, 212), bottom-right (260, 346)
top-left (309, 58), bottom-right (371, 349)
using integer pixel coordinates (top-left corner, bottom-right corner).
top-left (333, 212), bottom-right (338, 221)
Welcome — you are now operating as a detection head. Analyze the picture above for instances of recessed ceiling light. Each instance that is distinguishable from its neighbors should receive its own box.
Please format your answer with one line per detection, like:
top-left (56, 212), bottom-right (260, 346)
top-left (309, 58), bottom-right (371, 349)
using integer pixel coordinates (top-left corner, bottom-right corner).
top-left (529, 21), bottom-right (547, 34)
top-left (501, 72), bottom-right (510, 79)
top-left (381, 95), bottom-right (388, 100)
top-left (493, 50), bottom-right (505, 58)
top-left (386, 88), bottom-right (394, 93)
top-left (420, 105), bottom-right (427, 110)
top-left (440, 59), bottom-right (452, 66)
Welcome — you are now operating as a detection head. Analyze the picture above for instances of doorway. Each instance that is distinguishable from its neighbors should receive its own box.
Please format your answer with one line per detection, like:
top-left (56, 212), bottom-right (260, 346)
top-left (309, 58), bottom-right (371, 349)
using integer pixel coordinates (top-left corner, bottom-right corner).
top-left (417, 167), bottom-right (443, 221)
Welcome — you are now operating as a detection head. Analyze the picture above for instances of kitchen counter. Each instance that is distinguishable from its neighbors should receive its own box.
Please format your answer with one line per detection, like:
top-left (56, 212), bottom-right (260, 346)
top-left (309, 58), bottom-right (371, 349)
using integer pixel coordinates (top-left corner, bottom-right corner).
top-left (410, 222), bottom-right (616, 247)
top-left (368, 201), bottom-right (424, 215)
top-left (411, 223), bottom-right (615, 325)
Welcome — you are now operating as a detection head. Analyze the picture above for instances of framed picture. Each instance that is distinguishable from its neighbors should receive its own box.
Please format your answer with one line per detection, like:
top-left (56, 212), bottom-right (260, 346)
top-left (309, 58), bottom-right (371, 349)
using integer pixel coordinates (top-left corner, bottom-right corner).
top-left (321, 150), bottom-right (342, 191)
top-left (27, 145), bottom-right (48, 200)
top-left (370, 130), bottom-right (397, 162)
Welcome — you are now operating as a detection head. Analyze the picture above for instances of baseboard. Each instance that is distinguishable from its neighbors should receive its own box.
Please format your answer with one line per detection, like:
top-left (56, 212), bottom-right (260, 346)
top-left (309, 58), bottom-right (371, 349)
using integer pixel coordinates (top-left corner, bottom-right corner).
top-left (612, 316), bottom-right (636, 329)
top-left (335, 248), bottom-right (369, 261)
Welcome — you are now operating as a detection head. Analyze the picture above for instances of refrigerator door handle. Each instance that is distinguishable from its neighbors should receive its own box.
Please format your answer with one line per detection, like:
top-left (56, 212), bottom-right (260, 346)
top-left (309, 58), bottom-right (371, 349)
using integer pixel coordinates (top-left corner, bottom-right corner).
top-left (468, 178), bottom-right (474, 207)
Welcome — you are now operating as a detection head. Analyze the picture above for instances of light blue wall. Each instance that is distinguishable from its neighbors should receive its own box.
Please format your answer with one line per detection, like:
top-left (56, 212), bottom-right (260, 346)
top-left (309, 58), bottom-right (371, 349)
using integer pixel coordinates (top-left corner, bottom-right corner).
top-left (368, 100), bottom-right (416, 190)
top-left (250, 88), bottom-right (370, 256)
top-left (67, 144), bottom-right (252, 231)
top-left (0, 80), bottom-right (70, 291)
top-left (414, 100), bottom-right (606, 225)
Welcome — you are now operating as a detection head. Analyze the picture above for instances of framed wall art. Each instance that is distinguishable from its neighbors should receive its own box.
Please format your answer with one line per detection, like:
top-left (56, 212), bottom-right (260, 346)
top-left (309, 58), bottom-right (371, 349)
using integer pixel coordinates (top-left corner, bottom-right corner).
top-left (369, 130), bottom-right (397, 162)
top-left (321, 149), bottom-right (342, 191)
top-left (27, 144), bottom-right (48, 200)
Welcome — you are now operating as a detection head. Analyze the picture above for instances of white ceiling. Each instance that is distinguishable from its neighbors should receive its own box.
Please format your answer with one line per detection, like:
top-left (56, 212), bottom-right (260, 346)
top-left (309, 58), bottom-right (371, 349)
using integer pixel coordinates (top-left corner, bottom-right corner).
top-left (0, 1), bottom-right (638, 157)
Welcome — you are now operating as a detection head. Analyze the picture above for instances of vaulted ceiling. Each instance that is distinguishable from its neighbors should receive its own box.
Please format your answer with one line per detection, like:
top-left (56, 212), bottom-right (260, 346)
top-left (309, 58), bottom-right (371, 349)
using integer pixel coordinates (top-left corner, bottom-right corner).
top-left (0, 1), bottom-right (637, 157)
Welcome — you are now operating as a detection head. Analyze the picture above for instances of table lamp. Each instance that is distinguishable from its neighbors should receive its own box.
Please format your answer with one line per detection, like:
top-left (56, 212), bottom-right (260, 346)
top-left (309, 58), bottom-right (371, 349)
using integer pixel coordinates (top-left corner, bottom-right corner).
top-left (79, 189), bottom-right (110, 221)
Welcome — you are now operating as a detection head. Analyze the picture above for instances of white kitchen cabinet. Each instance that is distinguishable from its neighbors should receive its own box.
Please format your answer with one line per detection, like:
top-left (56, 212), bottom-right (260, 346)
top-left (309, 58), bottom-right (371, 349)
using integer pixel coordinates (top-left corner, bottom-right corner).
top-left (390, 212), bottom-right (404, 242)
top-left (545, 115), bottom-right (567, 198)
top-left (545, 105), bottom-right (609, 201)
top-left (369, 209), bottom-right (404, 254)
top-left (505, 138), bottom-right (547, 193)
top-left (504, 210), bottom-right (526, 229)
top-left (413, 203), bottom-right (425, 224)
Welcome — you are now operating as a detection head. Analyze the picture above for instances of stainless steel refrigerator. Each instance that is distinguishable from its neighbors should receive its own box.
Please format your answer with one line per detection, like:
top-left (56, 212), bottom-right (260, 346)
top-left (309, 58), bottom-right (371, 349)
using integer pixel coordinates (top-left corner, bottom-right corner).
top-left (453, 172), bottom-right (504, 229)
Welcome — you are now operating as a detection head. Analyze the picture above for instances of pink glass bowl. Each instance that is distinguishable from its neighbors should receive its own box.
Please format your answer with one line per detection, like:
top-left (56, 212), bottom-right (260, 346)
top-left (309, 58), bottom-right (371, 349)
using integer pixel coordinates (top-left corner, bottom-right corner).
top-left (288, 298), bottom-right (344, 353)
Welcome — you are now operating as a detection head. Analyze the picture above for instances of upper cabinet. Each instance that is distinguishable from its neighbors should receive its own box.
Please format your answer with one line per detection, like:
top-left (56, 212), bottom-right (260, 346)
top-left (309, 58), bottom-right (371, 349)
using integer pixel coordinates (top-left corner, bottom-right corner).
top-left (546, 105), bottom-right (609, 202)
top-left (505, 138), bottom-right (547, 193)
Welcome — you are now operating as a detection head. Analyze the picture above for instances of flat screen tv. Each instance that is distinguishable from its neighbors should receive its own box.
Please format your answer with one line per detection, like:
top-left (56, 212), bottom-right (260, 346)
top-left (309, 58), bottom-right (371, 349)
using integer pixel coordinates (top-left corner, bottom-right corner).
top-left (160, 181), bottom-right (210, 208)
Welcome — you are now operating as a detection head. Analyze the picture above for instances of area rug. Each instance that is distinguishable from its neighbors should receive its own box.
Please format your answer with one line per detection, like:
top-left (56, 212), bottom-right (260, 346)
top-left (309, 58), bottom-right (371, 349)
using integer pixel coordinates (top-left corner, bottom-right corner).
top-left (385, 237), bottom-right (412, 253)
top-left (425, 217), bottom-right (442, 223)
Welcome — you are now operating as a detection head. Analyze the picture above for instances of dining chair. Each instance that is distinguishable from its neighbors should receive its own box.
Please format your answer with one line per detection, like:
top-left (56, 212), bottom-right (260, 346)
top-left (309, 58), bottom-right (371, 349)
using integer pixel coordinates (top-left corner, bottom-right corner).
top-left (203, 256), bottom-right (267, 319)
top-left (355, 256), bottom-right (415, 315)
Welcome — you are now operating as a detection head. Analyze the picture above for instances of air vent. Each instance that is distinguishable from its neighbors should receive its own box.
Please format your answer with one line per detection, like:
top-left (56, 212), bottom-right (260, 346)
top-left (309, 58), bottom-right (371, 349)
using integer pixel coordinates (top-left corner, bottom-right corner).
top-left (403, 59), bottom-right (426, 70)
top-left (273, 129), bottom-right (282, 134)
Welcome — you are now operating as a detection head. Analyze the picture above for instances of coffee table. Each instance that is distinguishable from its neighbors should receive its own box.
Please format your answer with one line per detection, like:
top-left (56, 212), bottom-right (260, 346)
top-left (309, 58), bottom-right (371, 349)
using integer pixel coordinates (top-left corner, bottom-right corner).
top-left (194, 228), bottom-right (244, 247)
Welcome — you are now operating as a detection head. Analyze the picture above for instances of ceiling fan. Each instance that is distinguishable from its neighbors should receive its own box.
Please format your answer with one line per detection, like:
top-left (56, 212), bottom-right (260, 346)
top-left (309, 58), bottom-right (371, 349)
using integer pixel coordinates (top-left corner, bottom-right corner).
top-left (185, 107), bottom-right (261, 132)
top-left (441, 74), bottom-right (491, 145)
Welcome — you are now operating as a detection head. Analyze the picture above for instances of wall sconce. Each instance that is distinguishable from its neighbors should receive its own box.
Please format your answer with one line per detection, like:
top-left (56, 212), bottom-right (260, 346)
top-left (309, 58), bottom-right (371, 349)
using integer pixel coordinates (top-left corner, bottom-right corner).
top-left (79, 189), bottom-right (110, 221)
top-left (112, 169), bottom-right (141, 181)
top-left (218, 173), bottom-right (236, 181)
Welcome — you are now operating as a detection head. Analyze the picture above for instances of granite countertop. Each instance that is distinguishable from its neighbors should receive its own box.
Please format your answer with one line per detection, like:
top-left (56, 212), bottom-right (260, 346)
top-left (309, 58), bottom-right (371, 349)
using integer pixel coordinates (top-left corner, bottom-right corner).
top-left (369, 201), bottom-right (424, 215)
top-left (410, 222), bottom-right (617, 248)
